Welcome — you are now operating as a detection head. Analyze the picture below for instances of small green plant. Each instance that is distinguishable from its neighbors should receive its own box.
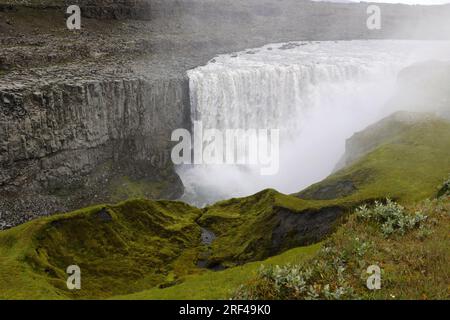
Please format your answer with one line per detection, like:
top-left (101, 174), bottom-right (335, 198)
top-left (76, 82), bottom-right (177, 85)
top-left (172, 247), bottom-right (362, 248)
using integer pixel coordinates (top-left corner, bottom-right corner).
top-left (356, 199), bottom-right (427, 237)
top-left (232, 245), bottom-right (357, 300)
top-left (353, 238), bottom-right (372, 258)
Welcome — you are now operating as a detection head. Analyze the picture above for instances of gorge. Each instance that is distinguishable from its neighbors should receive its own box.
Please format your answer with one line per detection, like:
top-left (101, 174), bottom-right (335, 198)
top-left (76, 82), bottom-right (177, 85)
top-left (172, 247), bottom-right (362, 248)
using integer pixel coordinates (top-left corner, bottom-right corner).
top-left (0, 0), bottom-right (450, 301)
top-left (2, 0), bottom-right (450, 226)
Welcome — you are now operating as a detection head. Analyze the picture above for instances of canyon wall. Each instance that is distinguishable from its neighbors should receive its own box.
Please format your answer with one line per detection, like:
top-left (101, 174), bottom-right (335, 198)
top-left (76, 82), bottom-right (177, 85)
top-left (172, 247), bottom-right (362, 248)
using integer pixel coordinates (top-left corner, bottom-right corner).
top-left (0, 73), bottom-right (189, 227)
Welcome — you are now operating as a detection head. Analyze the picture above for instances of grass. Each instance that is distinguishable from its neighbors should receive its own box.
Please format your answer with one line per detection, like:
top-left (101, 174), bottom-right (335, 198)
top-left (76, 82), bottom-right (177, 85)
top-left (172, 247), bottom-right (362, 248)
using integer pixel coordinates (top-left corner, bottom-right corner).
top-left (113, 243), bottom-right (322, 300)
top-left (0, 199), bottom-right (204, 299)
top-left (297, 117), bottom-right (450, 204)
top-left (361, 201), bottom-right (450, 299)
top-left (233, 197), bottom-right (450, 300)
top-left (0, 221), bottom-right (66, 299)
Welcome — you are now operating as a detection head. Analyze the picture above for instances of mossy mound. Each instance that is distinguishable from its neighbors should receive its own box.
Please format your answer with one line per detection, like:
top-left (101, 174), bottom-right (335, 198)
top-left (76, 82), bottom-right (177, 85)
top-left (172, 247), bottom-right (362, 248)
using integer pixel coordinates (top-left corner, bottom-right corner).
top-left (198, 190), bottom-right (344, 267)
top-left (0, 199), bottom-right (203, 299)
top-left (114, 243), bottom-right (322, 300)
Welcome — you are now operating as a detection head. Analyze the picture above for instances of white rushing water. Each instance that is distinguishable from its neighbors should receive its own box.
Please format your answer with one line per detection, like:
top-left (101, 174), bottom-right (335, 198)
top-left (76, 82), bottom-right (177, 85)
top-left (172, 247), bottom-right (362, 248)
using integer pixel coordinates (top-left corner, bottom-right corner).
top-left (180, 40), bottom-right (450, 206)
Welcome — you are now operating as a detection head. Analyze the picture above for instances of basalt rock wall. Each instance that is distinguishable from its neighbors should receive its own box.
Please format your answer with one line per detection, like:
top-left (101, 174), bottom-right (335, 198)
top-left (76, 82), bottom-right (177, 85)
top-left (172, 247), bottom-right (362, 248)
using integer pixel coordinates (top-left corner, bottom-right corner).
top-left (0, 74), bottom-right (189, 228)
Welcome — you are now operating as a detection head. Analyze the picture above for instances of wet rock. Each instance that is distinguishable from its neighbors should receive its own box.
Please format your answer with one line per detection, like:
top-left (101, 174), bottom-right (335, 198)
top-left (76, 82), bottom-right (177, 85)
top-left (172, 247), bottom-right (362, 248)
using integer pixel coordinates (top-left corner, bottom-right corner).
top-left (197, 228), bottom-right (225, 270)
top-left (279, 42), bottom-right (301, 50)
top-left (96, 208), bottom-right (112, 222)
top-left (200, 228), bottom-right (216, 246)
top-left (270, 206), bottom-right (345, 255)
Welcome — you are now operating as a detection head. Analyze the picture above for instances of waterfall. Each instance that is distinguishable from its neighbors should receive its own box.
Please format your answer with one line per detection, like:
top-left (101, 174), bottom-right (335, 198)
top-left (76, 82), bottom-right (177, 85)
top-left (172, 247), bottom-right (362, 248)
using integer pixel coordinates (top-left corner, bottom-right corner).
top-left (181, 40), bottom-right (450, 206)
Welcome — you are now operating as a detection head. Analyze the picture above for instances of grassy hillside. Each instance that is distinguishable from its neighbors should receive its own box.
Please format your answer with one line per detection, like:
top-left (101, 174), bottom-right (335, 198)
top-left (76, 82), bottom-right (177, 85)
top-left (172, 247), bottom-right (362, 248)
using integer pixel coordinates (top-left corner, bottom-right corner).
top-left (0, 112), bottom-right (449, 299)
top-left (0, 199), bottom-right (203, 299)
top-left (300, 113), bottom-right (450, 203)
top-left (198, 190), bottom-right (344, 267)
top-left (115, 243), bottom-right (321, 300)
top-left (233, 196), bottom-right (450, 300)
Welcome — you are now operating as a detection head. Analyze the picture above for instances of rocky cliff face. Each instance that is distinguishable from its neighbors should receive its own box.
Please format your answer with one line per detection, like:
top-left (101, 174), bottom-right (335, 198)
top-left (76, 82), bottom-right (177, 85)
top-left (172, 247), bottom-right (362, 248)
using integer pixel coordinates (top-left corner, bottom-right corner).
top-left (70, 0), bottom-right (153, 20)
top-left (0, 0), bottom-right (153, 20)
top-left (0, 71), bottom-right (189, 228)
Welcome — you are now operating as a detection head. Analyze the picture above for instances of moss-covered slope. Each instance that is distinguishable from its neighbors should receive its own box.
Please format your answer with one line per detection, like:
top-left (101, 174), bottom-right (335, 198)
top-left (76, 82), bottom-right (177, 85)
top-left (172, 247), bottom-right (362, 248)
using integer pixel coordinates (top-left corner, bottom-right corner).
top-left (298, 112), bottom-right (450, 203)
top-left (0, 199), bottom-right (202, 299)
top-left (115, 243), bottom-right (322, 300)
top-left (232, 197), bottom-right (450, 300)
top-left (198, 190), bottom-right (344, 267)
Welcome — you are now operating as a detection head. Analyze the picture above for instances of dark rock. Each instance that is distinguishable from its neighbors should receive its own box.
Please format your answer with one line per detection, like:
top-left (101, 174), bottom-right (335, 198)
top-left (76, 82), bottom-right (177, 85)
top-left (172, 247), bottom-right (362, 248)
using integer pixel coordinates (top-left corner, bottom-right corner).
top-left (279, 42), bottom-right (301, 50)
top-left (437, 182), bottom-right (449, 198)
top-left (96, 208), bottom-right (112, 222)
top-left (200, 228), bottom-right (216, 246)
top-left (0, 73), bottom-right (189, 227)
top-left (270, 206), bottom-right (345, 255)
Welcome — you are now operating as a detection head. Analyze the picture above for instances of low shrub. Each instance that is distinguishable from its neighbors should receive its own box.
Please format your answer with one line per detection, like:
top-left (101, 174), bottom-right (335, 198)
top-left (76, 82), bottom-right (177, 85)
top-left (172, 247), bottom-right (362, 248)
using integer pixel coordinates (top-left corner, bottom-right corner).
top-left (233, 245), bottom-right (357, 300)
top-left (356, 199), bottom-right (427, 237)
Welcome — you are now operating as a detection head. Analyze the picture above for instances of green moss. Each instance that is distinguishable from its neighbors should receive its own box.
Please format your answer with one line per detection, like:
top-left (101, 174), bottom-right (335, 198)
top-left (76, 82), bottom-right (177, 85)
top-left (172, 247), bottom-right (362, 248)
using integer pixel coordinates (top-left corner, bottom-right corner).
top-left (298, 118), bottom-right (450, 204)
top-left (0, 199), bottom-right (203, 299)
top-left (0, 198), bottom-right (320, 300)
top-left (108, 176), bottom-right (168, 202)
top-left (113, 243), bottom-right (322, 300)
